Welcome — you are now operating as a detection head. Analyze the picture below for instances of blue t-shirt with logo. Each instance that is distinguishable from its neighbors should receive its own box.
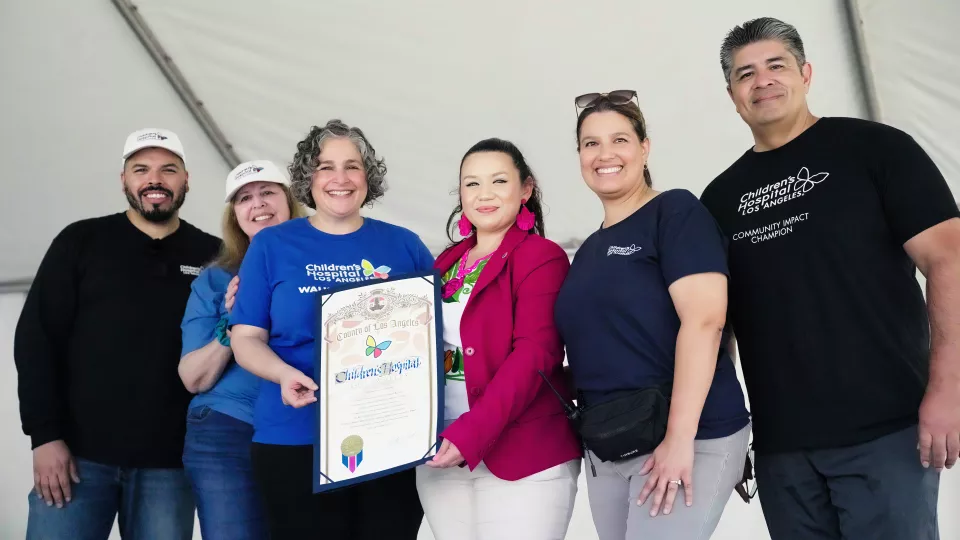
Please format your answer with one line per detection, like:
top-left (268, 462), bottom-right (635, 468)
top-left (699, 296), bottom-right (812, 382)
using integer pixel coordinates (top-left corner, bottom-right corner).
top-left (181, 266), bottom-right (261, 425)
top-left (554, 189), bottom-right (750, 440)
top-left (229, 217), bottom-right (435, 445)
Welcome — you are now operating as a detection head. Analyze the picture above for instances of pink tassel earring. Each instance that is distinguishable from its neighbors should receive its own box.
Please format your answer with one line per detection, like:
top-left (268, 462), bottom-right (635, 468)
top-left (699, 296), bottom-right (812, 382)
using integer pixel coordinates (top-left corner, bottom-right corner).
top-left (457, 213), bottom-right (473, 237)
top-left (516, 199), bottom-right (535, 231)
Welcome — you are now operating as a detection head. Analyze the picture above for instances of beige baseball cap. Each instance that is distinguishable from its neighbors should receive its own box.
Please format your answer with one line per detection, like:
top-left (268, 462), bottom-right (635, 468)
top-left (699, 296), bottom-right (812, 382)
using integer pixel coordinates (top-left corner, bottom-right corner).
top-left (224, 160), bottom-right (291, 202)
top-left (122, 128), bottom-right (185, 165)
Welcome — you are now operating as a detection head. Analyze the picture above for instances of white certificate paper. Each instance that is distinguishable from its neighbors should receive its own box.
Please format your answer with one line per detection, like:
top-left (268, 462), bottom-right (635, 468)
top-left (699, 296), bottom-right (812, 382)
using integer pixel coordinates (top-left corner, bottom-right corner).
top-left (313, 271), bottom-right (443, 493)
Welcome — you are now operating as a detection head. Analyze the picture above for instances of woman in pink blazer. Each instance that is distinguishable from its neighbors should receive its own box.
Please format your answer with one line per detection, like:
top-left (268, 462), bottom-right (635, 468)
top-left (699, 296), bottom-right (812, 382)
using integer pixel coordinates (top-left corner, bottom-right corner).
top-left (417, 138), bottom-right (583, 539)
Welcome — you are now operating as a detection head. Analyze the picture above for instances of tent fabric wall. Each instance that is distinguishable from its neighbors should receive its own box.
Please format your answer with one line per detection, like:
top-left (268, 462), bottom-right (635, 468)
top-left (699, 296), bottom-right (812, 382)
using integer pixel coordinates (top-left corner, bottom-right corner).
top-left (0, 0), bottom-right (230, 284)
top-left (853, 0), bottom-right (960, 198)
top-left (0, 293), bottom-right (33, 535)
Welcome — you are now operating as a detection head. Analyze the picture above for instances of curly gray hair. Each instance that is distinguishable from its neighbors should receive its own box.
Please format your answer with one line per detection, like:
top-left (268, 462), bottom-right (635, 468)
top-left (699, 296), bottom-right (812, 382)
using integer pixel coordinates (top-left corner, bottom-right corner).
top-left (288, 119), bottom-right (388, 209)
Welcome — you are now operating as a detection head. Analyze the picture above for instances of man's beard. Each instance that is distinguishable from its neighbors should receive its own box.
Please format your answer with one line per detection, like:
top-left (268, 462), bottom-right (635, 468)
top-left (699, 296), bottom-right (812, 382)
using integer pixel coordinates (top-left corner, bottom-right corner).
top-left (124, 184), bottom-right (187, 223)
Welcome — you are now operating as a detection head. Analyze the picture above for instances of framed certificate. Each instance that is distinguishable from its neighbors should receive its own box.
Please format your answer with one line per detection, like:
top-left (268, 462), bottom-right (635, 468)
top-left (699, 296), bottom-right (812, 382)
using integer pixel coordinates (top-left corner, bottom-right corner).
top-left (312, 271), bottom-right (444, 493)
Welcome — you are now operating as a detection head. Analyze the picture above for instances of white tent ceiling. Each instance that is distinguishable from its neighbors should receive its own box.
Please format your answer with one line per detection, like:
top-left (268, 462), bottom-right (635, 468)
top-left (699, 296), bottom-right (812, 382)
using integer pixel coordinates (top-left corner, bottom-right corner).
top-left (1, 0), bottom-right (232, 286)
top-left (2, 0), bottom-right (957, 286)
top-left (128, 0), bottom-right (872, 253)
top-left (3, 0), bottom-right (875, 284)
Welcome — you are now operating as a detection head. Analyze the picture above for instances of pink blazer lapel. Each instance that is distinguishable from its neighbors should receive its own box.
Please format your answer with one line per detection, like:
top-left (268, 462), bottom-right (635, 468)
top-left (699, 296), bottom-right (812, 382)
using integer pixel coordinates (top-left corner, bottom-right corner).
top-left (434, 236), bottom-right (475, 275)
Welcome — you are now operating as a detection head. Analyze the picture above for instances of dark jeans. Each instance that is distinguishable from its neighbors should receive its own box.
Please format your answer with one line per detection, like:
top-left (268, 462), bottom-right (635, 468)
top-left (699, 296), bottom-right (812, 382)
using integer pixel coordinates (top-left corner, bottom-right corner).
top-left (26, 457), bottom-right (194, 540)
top-left (183, 406), bottom-right (268, 540)
top-left (755, 424), bottom-right (940, 540)
top-left (250, 442), bottom-right (424, 539)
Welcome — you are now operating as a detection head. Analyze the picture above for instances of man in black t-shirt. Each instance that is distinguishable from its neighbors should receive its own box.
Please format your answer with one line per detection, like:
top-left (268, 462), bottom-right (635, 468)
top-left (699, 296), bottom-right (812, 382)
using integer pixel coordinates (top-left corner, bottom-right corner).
top-left (14, 128), bottom-right (221, 539)
top-left (700, 17), bottom-right (960, 539)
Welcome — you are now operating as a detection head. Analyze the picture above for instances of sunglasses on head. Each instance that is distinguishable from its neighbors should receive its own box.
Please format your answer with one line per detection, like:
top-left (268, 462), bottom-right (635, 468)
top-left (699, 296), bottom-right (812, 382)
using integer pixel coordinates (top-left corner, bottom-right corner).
top-left (574, 90), bottom-right (639, 115)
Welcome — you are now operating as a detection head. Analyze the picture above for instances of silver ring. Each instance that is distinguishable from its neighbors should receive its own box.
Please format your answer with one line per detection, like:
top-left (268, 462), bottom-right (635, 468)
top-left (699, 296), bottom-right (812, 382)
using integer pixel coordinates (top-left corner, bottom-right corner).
top-left (670, 479), bottom-right (682, 486)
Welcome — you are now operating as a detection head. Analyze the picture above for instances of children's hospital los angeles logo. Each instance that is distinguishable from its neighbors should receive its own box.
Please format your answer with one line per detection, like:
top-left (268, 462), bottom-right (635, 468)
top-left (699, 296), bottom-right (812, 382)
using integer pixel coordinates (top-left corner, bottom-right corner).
top-left (136, 131), bottom-right (168, 142)
top-left (737, 166), bottom-right (829, 216)
top-left (233, 164), bottom-right (264, 180)
top-left (299, 259), bottom-right (393, 293)
top-left (731, 167), bottom-right (828, 245)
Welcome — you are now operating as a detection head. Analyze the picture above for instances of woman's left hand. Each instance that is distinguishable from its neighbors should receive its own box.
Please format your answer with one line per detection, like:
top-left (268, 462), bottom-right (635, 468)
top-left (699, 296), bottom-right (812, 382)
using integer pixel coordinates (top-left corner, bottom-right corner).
top-left (427, 439), bottom-right (464, 468)
top-left (224, 276), bottom-right (240, 313)
top-left (637, 434), bottom-right (695, 517)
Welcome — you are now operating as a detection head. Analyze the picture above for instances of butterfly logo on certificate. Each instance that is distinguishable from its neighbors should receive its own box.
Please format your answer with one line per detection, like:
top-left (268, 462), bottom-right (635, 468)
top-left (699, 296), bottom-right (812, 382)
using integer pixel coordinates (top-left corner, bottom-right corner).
top-left (365, 335), bottom-right (391, 358)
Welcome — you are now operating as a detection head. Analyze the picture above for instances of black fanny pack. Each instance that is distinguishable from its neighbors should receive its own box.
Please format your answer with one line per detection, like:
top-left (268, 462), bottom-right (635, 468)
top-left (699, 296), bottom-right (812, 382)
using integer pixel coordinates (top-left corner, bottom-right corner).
top-left (539, 371), bottom-right (671, 475)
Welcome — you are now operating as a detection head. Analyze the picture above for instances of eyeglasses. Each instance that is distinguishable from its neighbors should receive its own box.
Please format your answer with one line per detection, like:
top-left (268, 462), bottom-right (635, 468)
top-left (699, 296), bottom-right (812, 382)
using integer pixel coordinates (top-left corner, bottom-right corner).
top-left (574, 90), bottom-right (639, 116)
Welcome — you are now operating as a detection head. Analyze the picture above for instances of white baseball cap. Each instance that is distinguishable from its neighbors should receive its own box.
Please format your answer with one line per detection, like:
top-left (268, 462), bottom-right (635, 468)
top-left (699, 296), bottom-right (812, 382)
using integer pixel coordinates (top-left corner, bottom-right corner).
top-left (122, 128), bottom-right (186, 166)
top-left (224, 160), bottom-right (291, 202)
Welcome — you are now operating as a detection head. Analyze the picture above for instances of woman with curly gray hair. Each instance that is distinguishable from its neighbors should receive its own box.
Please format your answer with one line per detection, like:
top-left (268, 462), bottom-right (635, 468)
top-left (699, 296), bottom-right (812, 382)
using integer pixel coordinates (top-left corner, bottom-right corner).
top-left (230, 119), bottom-right (432, 538)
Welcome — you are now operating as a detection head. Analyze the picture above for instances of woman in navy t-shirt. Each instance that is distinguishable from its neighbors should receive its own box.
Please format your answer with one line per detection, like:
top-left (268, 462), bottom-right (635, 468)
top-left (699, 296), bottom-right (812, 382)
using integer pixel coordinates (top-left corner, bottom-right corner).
top-left (230, 120), bottom-right (432, 539)
top-left (554, 92), bottom-right (751, 539)
top-left (178, 160), bottom-right (304, 540)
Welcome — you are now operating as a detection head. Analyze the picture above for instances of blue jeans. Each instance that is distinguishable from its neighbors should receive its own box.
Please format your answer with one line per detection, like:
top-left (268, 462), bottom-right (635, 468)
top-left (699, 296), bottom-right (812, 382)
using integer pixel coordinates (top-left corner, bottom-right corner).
top-left (182, 406), bottom-right (268, 540)
top-left (26, 457), bottom-right (194, 540)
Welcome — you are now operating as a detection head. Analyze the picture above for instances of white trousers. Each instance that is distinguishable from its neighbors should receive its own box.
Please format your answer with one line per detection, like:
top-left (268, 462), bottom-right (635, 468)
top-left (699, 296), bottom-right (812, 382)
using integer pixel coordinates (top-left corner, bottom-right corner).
top-left (416, 459), bottom-right (581, 540)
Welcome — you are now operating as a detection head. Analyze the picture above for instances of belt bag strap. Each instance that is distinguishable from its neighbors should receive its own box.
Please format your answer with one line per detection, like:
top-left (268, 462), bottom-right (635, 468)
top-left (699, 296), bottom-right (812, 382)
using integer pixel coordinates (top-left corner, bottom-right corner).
top-left (535, 370), bottom-right (672, 463)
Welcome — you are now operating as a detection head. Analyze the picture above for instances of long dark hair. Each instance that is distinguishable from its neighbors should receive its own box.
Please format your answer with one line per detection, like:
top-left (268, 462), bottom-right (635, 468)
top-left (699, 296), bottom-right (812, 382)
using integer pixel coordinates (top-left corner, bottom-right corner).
top-left (576, 98), bottom-right (653, 187)
top-left (445, 138), bottom-right (546, 244)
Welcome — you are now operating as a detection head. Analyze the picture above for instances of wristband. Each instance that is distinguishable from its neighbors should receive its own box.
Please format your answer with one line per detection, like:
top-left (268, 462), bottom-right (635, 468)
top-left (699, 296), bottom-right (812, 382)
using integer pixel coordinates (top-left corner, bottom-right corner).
top-left (215, 316), bottom-right (231, 347)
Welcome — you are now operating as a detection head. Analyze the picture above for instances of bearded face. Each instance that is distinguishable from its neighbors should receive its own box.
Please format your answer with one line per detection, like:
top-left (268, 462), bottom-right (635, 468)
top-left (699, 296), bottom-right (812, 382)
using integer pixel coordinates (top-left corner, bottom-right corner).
top-left (121, 148), bottom-right (188, 223)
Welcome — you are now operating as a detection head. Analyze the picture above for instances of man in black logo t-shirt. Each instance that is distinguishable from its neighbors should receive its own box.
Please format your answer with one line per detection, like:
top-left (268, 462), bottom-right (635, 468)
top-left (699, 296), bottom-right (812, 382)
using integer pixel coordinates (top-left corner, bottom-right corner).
top-left (14, 128), bottom-right (221, 539)
top-left (701, 17), bottom-right (960, 539)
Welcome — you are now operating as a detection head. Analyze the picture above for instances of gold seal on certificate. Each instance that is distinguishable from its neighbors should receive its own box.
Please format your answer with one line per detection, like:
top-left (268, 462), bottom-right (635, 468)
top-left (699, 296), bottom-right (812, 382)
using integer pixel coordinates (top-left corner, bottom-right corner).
top-left (340, 435), bottom-right (364, 473)
top-left (313, 271), bottom-right (444, 493)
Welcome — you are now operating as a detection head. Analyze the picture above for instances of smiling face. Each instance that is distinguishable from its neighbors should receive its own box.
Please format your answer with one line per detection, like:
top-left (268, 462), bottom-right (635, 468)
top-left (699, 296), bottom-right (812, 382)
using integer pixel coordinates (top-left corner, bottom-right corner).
top-left (232, 181), bottom-right (291, 239)
top-left (459, 151), bottom-right (532, 236)
top-left (121, 147), bottom-right (189, 223)
top-left (727, 39), bottom-right (812, 129)
top-left (577, 111), bottom-right (650, 200)
top-left (311, 137), bottom-right (368, 222)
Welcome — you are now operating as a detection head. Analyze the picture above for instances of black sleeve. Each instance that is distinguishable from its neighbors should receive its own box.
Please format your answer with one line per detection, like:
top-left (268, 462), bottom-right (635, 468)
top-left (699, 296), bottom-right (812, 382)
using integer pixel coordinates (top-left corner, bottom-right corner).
top-left (13, 225), bottom-right (82, 449)
top-left (871, 126), bottom-right (960, 245)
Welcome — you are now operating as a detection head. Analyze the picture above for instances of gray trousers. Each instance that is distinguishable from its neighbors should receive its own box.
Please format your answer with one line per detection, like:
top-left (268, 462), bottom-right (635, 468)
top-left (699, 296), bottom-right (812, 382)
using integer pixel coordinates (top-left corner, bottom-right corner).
top-left (585, 423), bottom-right (751, 540)
top-left (755, 424), bottom-right (940, 540)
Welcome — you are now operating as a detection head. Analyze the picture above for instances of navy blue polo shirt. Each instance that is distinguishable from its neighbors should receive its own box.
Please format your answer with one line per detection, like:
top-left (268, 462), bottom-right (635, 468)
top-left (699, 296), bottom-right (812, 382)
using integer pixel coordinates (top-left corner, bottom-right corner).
top-left (555, 189), bottom-right (750, 440)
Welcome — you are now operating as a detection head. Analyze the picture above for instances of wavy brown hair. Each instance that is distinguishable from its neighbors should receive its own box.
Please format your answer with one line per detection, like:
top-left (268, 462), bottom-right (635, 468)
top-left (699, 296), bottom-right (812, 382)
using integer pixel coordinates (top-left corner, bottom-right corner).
top-left (211, 184), bottom-right (305, 273)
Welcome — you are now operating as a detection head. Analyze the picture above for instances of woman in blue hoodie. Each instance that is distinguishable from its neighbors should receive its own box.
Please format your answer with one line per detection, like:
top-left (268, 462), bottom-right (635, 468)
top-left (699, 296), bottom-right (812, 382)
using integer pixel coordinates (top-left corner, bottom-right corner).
top-left (178, 160), bottom-right (304, 540)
